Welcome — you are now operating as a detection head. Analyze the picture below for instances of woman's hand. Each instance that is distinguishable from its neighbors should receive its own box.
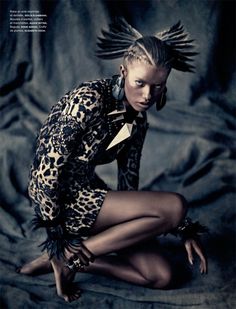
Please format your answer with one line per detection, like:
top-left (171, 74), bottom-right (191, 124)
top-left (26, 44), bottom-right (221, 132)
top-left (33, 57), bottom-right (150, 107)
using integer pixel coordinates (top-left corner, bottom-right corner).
top-left (184, 239), bottom-right (207, 274)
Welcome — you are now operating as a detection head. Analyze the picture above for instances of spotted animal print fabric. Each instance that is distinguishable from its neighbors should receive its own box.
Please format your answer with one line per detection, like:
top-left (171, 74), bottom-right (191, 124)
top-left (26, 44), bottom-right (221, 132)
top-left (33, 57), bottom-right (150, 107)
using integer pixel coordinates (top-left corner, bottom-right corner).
top-left (28, 78), bottom-right (148, 253)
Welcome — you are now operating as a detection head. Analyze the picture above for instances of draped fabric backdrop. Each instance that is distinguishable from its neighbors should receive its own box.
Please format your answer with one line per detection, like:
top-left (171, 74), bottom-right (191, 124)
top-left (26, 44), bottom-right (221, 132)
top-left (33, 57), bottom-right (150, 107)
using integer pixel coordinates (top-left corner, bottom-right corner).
top-left (0, 0), bottom-right (235, 308)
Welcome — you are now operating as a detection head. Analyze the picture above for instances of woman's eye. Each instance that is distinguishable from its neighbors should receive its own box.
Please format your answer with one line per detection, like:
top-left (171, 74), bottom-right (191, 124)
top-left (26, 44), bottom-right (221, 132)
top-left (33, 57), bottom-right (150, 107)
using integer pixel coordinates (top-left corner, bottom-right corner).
top-left (154, 84), bottom-right (162, 90)
top-left (135, 80), bottom-right (144, 86)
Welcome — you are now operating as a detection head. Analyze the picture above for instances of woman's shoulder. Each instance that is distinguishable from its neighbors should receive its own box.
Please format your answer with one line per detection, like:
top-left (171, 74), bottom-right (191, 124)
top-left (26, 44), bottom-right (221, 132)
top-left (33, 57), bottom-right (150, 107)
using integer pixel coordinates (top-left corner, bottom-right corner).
top-left (65, 78), bottom-right (111, 102)
top-left (53, 78), bottom-right (110, 114)
top-left (54, 78), bottom-right (111, 123)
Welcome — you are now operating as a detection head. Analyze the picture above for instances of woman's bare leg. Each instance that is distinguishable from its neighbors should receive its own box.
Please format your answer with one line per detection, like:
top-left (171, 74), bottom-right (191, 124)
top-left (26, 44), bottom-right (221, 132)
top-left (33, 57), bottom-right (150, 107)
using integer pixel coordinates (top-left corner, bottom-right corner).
top-left (91, 191), bottom-right (186, 233)
top-left (52, 191), bottom-right (186, 301)
top-left (18, 253), bottom-right (52, 275)
top-left (19, 253), bottom-right (146, 283)
top-left (19, 240), bottom-right (171, 290)
top-left (84, 240), bottom-right (172, 288)
top-left (84, 191), bottom-right (187, 255)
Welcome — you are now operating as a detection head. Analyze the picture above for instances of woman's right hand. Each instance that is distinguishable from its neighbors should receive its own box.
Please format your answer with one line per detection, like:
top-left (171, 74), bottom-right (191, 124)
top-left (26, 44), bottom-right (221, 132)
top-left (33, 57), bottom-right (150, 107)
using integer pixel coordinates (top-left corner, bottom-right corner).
top-left (51, 254), bottom-right (81, 302)
top-left (184, 239), bottom-right (207, 274)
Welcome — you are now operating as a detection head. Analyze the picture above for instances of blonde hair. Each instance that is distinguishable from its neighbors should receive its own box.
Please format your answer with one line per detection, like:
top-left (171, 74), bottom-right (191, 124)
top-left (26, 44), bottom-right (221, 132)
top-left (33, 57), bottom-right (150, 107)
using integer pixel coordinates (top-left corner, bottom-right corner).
top-left (123, 36), bottom-right (173, 69)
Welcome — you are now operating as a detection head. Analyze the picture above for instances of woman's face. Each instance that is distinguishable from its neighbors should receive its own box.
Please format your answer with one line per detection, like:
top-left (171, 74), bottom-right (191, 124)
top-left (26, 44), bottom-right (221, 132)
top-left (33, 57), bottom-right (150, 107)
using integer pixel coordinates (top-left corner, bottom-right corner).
top-left (121, 61), bottom-right (170, 112)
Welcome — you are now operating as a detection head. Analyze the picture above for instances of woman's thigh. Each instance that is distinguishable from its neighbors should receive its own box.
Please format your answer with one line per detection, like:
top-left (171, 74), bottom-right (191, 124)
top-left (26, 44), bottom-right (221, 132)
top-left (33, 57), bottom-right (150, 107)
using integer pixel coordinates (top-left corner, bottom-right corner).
top-left (91, 191), bottom-right (186, 233)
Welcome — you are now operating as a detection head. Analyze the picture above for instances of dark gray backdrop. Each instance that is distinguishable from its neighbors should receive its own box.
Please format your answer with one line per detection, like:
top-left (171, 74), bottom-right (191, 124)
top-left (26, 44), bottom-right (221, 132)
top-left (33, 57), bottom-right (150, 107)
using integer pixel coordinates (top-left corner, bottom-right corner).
top-left (0, 0), bottom-right (235, 308)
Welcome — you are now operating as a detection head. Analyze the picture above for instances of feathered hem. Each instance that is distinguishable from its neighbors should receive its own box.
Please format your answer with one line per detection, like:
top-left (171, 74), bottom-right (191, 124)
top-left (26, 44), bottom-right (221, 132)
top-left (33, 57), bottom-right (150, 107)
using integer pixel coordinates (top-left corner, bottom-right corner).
top-left (31, 214), bottom-right (82, 259)
top-left (169, 217), bottom-right (209, 241)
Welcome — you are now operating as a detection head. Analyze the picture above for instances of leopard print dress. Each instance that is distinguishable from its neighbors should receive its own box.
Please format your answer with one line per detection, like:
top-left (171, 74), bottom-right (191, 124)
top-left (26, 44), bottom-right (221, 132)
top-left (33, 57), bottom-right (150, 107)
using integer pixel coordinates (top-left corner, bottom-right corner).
top-left (28, 78), bottom-right (148, 256)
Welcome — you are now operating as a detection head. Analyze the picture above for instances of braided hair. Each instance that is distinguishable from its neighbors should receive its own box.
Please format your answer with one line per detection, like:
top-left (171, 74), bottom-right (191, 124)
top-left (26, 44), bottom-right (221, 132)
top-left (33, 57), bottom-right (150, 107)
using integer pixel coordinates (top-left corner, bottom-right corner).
top-left (96, 17), bottom-right (197, 72)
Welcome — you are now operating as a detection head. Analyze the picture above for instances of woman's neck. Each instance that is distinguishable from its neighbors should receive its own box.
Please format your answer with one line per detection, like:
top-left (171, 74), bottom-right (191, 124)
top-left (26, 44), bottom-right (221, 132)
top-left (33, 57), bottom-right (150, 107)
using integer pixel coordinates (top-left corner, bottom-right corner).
top-left (123, 100), bottom-right (139, 123)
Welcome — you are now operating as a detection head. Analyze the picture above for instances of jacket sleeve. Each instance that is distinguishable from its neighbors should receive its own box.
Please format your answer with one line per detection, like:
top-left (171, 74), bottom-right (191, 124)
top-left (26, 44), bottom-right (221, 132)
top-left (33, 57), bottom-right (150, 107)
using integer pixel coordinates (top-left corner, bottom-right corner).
top-left (29, 86), bottom-right (102, 257)
top-left (116, 115), bottom-right (148, 191)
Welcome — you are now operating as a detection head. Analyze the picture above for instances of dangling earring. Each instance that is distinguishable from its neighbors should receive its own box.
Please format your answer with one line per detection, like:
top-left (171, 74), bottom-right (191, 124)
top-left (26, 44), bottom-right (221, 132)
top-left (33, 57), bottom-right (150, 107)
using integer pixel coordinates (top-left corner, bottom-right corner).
top-left (156, 87), bottom-right (167, 111)
top-left (112, 75), bottom-right (125, 101)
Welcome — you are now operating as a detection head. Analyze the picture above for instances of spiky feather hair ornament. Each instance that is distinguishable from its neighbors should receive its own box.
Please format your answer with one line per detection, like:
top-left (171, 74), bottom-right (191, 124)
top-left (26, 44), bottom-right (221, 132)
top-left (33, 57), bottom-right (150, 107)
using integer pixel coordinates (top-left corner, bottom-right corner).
top-left (96, 17), bottom-right (197, 72)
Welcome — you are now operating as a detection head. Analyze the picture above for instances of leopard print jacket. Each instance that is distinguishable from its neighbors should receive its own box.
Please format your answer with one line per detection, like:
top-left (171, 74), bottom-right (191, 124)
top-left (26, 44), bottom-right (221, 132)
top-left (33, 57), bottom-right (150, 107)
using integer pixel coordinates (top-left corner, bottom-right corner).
top-left (28, 78), bottom-right (148, 225)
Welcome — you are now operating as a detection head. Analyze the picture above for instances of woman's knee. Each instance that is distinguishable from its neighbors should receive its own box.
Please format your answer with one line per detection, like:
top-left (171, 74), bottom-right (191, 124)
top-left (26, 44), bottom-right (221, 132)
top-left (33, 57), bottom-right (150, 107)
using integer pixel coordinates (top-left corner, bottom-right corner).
top-left (167, 193), bottom-right (188, 229)
top-left (146, 266), bottom-right (172, 289)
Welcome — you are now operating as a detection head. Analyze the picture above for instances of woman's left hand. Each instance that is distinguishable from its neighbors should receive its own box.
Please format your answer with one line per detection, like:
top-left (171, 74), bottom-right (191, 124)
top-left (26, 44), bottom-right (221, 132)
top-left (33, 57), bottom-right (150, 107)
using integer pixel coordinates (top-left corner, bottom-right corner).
top-left (184, 239), bottom-right (207, 274)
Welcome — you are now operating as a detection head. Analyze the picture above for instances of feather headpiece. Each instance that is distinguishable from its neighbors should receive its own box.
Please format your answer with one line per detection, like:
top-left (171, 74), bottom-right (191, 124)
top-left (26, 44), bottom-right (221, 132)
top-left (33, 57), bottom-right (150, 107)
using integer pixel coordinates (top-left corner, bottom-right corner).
top-left (96, 18), bottom-right (197, 72)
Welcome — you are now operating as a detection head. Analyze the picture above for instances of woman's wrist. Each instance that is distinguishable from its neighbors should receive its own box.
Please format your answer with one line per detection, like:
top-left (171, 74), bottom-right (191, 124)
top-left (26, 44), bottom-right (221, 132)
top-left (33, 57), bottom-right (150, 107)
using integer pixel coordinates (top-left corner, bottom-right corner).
top-left (170, 217), bottom-right (209, 241)
top-left (31, 212), bottom-right (81, 259)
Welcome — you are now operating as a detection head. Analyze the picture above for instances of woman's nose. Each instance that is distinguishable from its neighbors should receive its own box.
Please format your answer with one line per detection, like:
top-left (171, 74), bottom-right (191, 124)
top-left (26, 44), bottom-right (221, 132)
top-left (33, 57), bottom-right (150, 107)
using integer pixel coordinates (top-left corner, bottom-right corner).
top-left (142, 86), bottom-right (151, 101)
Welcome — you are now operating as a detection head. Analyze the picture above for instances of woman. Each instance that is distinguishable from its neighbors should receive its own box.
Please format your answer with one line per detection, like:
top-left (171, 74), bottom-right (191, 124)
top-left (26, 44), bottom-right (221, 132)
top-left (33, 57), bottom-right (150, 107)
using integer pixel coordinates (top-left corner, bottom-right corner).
top-left (19, 18), bottom-right (207, 302)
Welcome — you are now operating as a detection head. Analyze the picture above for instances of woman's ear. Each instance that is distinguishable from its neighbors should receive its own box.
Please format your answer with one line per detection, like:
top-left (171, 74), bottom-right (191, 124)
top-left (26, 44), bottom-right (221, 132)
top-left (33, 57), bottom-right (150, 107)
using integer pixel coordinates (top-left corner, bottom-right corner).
top-left (119, 65), bottom-right (127, 78)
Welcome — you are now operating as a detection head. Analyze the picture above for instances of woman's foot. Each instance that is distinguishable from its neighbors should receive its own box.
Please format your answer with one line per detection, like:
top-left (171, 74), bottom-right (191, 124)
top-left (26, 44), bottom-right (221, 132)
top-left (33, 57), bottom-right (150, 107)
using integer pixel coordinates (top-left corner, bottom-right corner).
top-left (17, 253), bottom-right (52, 276)
top-left (51, 254), bottom-right (81, 302)
top-left (18, 251), bottom-right (81, 302)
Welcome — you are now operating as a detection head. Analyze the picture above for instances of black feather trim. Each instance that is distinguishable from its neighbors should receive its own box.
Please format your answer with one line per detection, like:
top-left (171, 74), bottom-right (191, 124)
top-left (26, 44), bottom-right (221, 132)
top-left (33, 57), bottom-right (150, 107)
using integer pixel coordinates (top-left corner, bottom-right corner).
top-left (31, 214), bottom-right (82, 259)
top-left (170, 217), bottom-right (209, 241)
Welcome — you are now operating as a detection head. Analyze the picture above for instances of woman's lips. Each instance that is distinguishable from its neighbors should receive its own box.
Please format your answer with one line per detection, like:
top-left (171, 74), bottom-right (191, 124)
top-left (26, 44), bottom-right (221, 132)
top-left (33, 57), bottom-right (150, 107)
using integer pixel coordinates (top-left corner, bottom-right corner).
top-left (136, 102), bottom-right (150, 109)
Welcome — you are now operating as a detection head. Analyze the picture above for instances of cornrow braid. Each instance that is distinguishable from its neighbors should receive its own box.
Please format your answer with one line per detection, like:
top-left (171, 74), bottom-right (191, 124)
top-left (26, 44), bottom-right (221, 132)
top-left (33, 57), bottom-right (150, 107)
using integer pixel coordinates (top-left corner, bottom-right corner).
top-left (96, 18), bottom-right (197, 73)
top-left (123, 36), bottom-right (173, 69)
top-left (124, 43), bottom-right (155, 66)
